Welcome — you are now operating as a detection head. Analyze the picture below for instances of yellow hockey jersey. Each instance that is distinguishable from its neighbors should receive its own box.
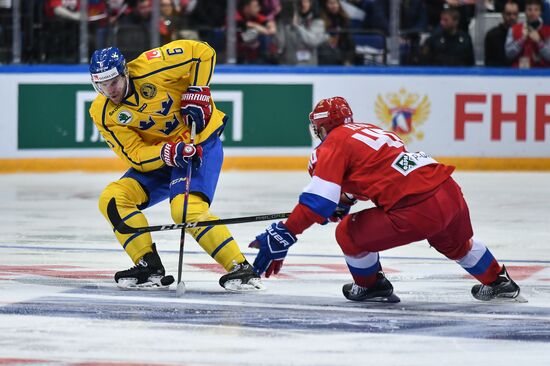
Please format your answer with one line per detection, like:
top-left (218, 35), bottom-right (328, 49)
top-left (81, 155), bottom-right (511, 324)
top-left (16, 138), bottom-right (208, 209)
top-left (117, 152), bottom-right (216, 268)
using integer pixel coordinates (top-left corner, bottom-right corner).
top-left (89, 40), bottom-right (225, 172)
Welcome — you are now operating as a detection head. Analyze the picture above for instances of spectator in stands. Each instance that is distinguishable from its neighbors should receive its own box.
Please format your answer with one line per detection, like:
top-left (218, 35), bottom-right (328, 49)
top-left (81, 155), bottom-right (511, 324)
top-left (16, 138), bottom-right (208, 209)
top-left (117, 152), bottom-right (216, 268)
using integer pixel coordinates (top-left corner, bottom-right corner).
top-left (180, 0), bottom-right (227, 56)
top-left (505, 0), bottom-right (550, 67)
top-left (44, 0), bottom-right (107, 63)
top-left (425, 0), bottom-right (475, 32)
top-left (189, 0), bottom-right (227, 33)
top-left (159, 0), bottom-right (182, 44)
top-left (485, 1), bottom-right (519, 66)
top-left (421, 7), bottom-right (475, 66)
top-left (262, 0), bottom-right (282, 21)
top-left (129, 0), bottom-right (151, 23)
top-left (171, 0), bottom-right (199, 40)
top-left (337, 0), bottom-right (370, 29)
top-left (495, 0), bottom-right (525, 11)
top-left (0, 0), bottom-right (11, 63)
top-left (368, 0), bottom-right (427, 65)
top-left (114, 0), bottom-right (151, 60)
top-left (236, 0), bottom-right (277, 64)
top-left (107, 0), bottom-right (132, 24)
top-left (369, 0), bottom-right (427, 35)
top-left (425, 0), bottom-right (445, 31)
top-left (542, 0), bottom-right (550, 25)
top-left (275, 0), bottom-right (329, 65)
top-left (319, 0), bottom-right (355, 65)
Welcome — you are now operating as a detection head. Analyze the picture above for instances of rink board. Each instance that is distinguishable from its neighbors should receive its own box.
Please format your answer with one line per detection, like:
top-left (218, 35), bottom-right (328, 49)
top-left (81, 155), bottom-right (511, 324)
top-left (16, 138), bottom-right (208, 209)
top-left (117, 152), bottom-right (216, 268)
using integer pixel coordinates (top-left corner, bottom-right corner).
top-left (1, 66), bottom-right (550, 171)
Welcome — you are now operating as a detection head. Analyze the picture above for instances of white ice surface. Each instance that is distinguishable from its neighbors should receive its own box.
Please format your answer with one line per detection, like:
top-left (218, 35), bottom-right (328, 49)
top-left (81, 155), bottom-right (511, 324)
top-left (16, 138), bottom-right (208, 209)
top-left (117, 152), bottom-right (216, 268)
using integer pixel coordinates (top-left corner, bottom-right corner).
top-left (1, 171), bottom-right (550, 366)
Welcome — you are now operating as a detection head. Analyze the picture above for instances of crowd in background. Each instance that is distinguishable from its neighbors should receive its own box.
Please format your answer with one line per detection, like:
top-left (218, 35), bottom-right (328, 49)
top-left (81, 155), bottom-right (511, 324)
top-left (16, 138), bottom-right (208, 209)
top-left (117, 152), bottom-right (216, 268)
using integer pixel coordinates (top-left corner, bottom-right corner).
top-left (1, 0), bottom-right (550, 68)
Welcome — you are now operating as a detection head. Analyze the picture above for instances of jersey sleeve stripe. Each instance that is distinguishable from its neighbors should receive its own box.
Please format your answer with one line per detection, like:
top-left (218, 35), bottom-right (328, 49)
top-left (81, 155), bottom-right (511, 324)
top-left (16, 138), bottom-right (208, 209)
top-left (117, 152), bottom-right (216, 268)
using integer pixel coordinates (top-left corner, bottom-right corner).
top-left (141, 156), bottom-right (161, 164)
top-left (303, 176), bottom-right (341, 204)
top-left (299, 192), bottom-right (338, 218)
top-left (132, 59), bottom-right (199, 80)
top-left (206, 52), bottom-right (215, 85)
top-left (192, 59), bottom-right (200, 86)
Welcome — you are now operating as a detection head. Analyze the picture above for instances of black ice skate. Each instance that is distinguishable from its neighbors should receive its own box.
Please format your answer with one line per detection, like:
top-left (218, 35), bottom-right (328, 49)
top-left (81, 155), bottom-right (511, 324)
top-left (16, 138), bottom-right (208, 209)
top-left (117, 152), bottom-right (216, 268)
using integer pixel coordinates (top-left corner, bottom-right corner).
top-left (115, 244), bottom-right (174, 290)
top-left (219, 260), bottom-right (265, 292)
top-left (471, 265), bottom-right (526, 302)
top-left (342, 271), bottom-right (400, 303)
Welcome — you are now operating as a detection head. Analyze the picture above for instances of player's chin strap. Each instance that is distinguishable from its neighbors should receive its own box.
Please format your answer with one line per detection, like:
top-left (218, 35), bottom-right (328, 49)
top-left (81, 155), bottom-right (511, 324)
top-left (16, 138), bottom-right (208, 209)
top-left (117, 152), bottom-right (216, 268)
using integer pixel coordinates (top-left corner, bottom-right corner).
top-left (106, 197), bottom-right (290, 234)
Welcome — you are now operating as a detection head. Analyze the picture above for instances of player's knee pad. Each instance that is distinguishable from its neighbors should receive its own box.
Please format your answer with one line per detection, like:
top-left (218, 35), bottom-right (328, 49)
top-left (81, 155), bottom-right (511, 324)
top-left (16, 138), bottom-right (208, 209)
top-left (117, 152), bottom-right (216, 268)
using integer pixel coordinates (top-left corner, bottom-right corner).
top-left (170, 193), bottom-right (211, 224)
top-left (335, 216), bottom-right (361, 256)
top-left (98, 178), bottom-right (148, 219)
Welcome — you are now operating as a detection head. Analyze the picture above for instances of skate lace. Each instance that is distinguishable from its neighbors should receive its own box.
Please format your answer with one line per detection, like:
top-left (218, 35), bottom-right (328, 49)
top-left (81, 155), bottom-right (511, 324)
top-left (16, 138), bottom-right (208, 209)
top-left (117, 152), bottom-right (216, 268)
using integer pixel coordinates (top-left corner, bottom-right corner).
top-left (229, 260), bottom-right (242, 273)
top-left (477, 284), bottom-right (495, 297)
top-left (128, 259), bottom-right (148, 270)
top-left (351, 283), bottom-right (367, 296)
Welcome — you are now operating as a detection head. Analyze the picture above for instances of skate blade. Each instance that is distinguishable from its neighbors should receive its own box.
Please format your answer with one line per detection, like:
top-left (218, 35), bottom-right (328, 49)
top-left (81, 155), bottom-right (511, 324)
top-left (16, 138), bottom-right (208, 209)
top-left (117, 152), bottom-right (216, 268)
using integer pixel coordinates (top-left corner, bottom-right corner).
top-left (487, 293), bottom-right (528, 303)
top-left (116, 275), bottom-right (174, 291)
top-left (363, 293), bottom-right (401, 303)
top-left (473, 288), bottom-right (528, 303)
top-left (509, 294), bottom-right (528, 303)
top-left (223, 278), bottom-right (266, 292)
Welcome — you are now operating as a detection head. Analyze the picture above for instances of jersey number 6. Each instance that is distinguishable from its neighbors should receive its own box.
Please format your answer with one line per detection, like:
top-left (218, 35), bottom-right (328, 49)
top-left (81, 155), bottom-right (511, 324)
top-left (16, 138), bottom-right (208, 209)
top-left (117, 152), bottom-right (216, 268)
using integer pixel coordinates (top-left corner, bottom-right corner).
top-left (167, 48), bottom-right (184, 56)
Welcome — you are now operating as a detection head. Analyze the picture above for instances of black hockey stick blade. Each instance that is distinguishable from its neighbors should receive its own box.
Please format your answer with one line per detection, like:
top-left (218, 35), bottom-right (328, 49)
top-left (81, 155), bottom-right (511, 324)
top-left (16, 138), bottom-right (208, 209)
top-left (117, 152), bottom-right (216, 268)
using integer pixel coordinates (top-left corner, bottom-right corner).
top-left (107, 197), bottom-right (290, 235)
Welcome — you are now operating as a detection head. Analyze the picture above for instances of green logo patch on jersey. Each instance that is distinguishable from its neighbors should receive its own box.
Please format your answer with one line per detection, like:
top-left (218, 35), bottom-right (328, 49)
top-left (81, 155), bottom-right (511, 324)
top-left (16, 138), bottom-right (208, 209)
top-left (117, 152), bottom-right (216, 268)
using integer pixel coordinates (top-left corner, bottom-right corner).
top-left (117, 110), bottom-right (133, 125)
top-left (140, 83), bottom-right (157, 99)
top-left (391, 151), bottom-right (438, 176)
top-left (394, 154), bottom-right (417, 173)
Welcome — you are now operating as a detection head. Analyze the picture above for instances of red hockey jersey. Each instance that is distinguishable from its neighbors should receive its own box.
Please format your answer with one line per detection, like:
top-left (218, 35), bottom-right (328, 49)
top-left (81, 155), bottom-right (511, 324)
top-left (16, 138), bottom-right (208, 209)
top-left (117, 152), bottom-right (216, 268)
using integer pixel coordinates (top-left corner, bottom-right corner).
top-left (285, 123), bottom-right (454, 235)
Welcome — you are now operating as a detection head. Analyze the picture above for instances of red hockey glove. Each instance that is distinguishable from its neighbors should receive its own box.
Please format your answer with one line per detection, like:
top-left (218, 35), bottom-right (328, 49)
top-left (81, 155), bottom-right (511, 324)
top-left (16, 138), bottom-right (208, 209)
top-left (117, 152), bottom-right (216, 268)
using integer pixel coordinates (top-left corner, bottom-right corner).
top-left (161, 141), bottom-right (203, 169)
top-left (181, 86), bottom-right (212, 133)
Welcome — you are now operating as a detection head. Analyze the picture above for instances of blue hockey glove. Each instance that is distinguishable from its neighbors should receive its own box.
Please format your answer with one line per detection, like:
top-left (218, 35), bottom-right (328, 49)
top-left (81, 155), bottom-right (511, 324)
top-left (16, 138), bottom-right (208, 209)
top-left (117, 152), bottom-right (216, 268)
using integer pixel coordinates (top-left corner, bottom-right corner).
top-left (161, 141), bottom-right (203, 169)
top-left (181, 86), bottom-right (212, 134)
top-left (249, 222), bottom-right (297, 277)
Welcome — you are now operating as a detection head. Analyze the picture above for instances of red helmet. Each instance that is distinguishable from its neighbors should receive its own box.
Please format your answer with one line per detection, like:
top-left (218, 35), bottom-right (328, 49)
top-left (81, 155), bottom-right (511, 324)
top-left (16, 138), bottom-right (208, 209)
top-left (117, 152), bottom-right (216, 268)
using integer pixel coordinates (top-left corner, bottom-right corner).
top-left (308, 96), bottom-right (353, 140)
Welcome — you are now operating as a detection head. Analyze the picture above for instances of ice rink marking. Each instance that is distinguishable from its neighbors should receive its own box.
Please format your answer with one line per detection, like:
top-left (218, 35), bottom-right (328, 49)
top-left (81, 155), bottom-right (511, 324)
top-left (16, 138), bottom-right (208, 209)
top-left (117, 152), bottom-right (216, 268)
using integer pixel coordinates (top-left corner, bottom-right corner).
top-left (53, 292), bottom-right (550, 322)
top-left (2, 244), bottom-right (550, 264)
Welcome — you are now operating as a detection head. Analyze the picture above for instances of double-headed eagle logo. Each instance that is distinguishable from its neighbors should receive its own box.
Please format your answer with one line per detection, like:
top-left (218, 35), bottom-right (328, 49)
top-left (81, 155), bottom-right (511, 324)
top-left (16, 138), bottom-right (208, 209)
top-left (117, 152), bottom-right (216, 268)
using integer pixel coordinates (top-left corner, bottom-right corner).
top-left (375, 88), bottom-right (430, 143)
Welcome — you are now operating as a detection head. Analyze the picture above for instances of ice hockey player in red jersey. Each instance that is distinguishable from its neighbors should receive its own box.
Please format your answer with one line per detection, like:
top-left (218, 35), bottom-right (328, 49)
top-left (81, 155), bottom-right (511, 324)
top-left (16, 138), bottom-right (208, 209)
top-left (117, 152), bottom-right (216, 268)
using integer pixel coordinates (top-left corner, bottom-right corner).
top-left (249, 96), bottom-right (522, 303)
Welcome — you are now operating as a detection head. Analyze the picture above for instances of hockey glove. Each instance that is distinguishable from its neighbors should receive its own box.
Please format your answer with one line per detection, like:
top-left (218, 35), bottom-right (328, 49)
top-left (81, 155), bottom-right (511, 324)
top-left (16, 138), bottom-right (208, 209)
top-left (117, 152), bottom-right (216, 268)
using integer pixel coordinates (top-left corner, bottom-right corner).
top-left (329, 193), bottom-right (357, 223)
top-left (161, 141), bottom-right (203, 169)
top-left (181, 86), bottom-right (212, 134)
top-left (249, 222), bottom-right (297, 277)
top-left (329, 203), bottom-right (353, 222)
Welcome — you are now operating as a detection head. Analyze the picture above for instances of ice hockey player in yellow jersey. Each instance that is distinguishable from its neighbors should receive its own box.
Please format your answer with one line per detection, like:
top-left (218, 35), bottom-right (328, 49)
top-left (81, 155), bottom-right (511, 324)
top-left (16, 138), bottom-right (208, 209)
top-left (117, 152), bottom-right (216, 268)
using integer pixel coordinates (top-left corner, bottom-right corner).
top-left (89, 40), bottom-right (263, 291)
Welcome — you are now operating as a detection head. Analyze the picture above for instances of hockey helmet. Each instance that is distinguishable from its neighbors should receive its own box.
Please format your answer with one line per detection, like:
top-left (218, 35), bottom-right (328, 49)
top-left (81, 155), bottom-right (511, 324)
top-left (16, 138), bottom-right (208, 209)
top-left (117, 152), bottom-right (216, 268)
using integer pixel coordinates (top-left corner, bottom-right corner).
top-left (308, 96), bottom-right (353, 140)
top-left (89, 47), bottom-right (128, 100)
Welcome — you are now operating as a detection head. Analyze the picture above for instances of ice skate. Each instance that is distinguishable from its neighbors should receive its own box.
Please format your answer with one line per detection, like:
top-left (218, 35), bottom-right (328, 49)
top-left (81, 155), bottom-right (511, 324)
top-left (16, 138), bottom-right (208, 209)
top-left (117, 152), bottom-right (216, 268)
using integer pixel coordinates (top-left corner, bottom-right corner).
top-left (219, 260), bottom-right (266, 292)
top-left (342, 271), bottom-right (400, 303)
top-left (471, 265), bottom-right (526, 302)
top-left (115, 244), bottom-right (174, 290)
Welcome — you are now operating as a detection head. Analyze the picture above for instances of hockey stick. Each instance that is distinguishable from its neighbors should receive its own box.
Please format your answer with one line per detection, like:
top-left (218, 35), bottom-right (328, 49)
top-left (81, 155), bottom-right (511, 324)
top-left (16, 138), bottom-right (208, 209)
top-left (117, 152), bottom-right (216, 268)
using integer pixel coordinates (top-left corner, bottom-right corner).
top-left (107, 198), bottom-right (290, 235)
top-left (176, 121), bottom-right (197, 294)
